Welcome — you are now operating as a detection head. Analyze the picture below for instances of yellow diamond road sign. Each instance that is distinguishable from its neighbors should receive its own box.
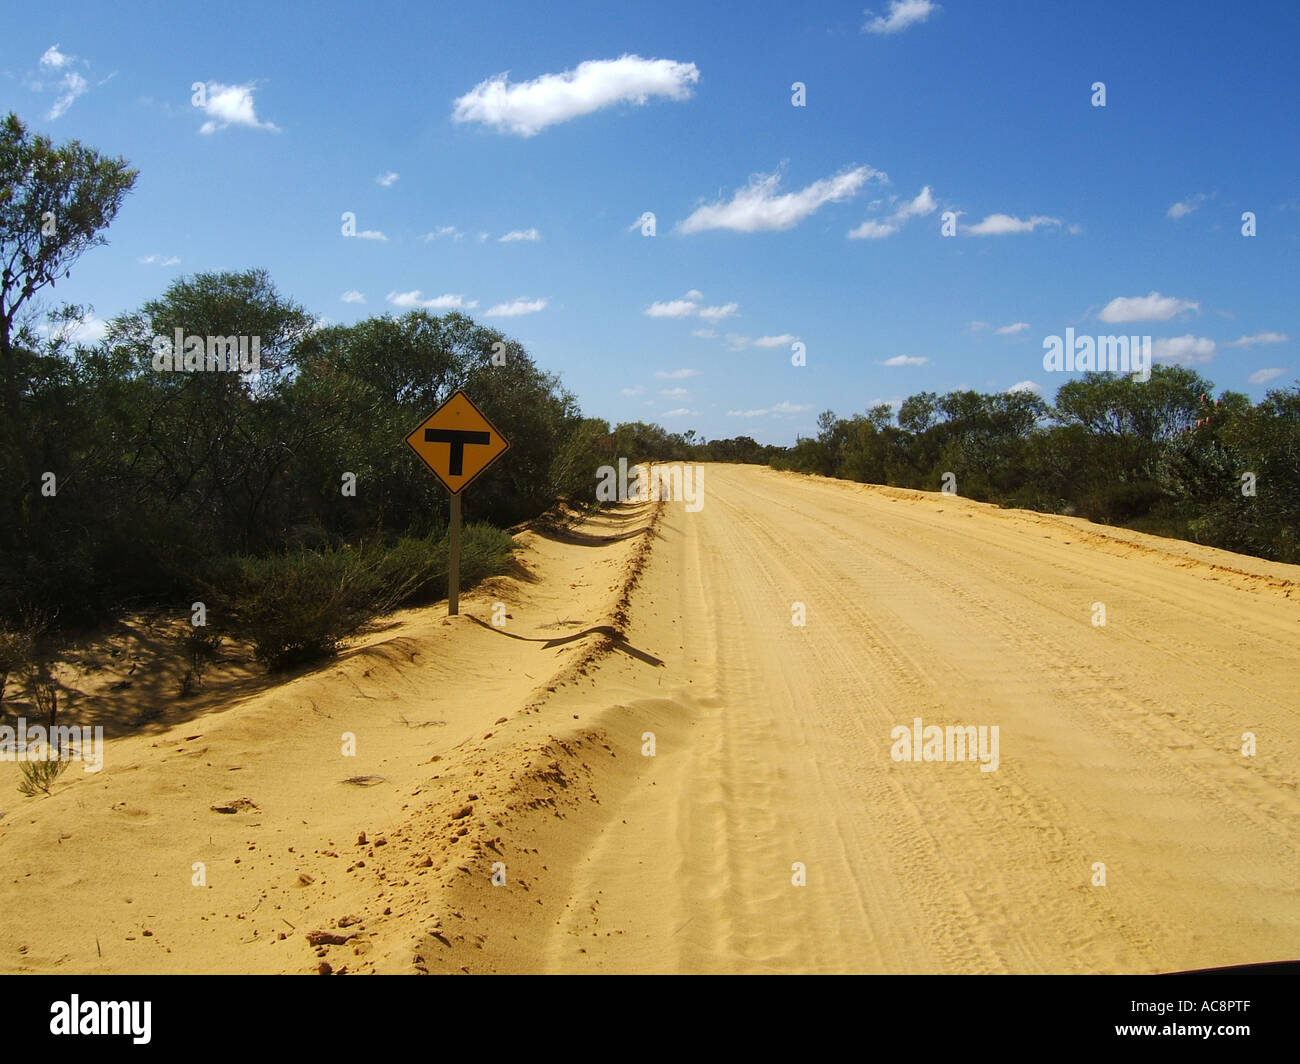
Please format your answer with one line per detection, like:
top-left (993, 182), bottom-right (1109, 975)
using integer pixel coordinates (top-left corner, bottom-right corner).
top-left (404, 390), bottom-right (510, 494)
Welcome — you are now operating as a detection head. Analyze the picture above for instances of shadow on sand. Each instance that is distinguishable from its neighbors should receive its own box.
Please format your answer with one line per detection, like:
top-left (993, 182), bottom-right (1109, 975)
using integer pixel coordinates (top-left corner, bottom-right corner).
top-left (463, 614), bottom-right (664, 668)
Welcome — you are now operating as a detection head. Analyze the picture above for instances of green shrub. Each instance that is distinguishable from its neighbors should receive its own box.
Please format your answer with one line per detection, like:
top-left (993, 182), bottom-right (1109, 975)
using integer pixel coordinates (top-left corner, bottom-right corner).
top-left (376, 524), bottom-right (515, 607)
top-left (455, 523), bottom-right (516, 589)
top-left (200, 546), bottom-right (389, 670)
top-left (200, 526), bottom-right (514, 670)
top-left (372, 535), bottom-right (448, 607)
top-left (1080, 480), bottom-right (1168, 524)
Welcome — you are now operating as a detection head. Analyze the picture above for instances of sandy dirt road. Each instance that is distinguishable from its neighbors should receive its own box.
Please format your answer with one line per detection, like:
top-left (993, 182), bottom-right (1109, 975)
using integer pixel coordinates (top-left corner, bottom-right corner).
top-left (3, 464), bottom-right (1297, 974)
top-left (525, 464), bottom-right (1300, 974)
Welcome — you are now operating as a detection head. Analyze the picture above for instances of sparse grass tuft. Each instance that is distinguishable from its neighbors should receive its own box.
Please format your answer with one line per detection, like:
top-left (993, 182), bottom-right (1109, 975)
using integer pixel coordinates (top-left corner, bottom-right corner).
top-left (18, 753), bottom-right (68, 797)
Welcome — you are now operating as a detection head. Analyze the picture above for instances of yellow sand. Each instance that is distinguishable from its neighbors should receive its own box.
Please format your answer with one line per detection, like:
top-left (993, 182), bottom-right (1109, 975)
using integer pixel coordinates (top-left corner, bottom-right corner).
top-left (2, 465), bottom-right (1297, 973)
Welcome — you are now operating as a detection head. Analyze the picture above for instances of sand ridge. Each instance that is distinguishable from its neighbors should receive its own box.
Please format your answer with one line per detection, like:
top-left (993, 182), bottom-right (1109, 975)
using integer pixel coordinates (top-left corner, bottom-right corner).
top-left (0, 501), bottom-right (659, 974)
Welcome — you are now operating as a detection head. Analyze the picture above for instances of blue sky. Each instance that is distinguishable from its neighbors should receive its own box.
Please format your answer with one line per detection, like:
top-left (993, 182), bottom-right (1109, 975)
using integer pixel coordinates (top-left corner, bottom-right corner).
top-left (3, 0), bottom-right (1297, 444)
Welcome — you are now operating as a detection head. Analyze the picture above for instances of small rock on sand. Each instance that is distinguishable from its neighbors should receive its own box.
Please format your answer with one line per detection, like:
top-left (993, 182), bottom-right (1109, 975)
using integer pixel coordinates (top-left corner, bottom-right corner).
top-left (210, 798), bottom-right (258, 814)
top-left (307, 930), bottom-right (354, 946)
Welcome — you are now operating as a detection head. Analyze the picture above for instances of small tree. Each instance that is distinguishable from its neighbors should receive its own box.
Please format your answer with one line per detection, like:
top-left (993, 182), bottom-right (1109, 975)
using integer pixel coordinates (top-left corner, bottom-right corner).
top-left (0, 112), bottom-right (138, 420)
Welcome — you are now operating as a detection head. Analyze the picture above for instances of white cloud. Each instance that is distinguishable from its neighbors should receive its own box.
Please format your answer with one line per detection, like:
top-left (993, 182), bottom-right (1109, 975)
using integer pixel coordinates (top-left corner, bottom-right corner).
top-left (847, 219), bottom-right (897, 240)
top-left (1007, 380), bottom-right (1041, 394)
top-left (963, 213), bottom-right (1061, 236)
top-left (863, 0), bottom-right (939, 34)
top-left (40, 45), bottom-right (72, 70)
top-left (1167, 193), bottom-right (1207, 220)
top-left (661, 387), bottom-right (690, 399)
top-left (728, 401), bottom-right (813, 417)
top-left (49, 72), bottom-right (87, 119)
top-left (422, 226), bottom-right (461, 242)
top-left (498, 227), bottom-right (541, 242)
top-left (484, 297), bottom-right (547, 317)
top-left (621, 386), bottom-right (644, 396)
top-left (452, 54), bottom-right (699, 136)
top-left (1247, 368), bottom-right (1287, 384)
top-left (678, 166), bottom-right (883, 234)
top-left (196, 81), bottom-right (279, 134)
top-left (1227, 331), bottom-right (1287, 347)
top-left (71, 316), bottom-right (107, 345)
top-left (645, 294), bottom-right (737, 321)
top-left (852, 184), bottom-right (937, 238)
top-left (341, 290), bottom-right (366, 304)
top-left (645, 299), bottom-right (698, 318)
top-left (753, 334), bottom-right (798, 347)
top-left (895, 185), bottom-right (937, 219)
top-left (660, 408), bottom-right (698, 417)
top-left (138, 254), bottom-right (180, 266)
top-left (1152, 335), bottom-right (1216, 365)
top-left (386, 290), bottom-right (478, 310)
top-left (655, 368), bottom-right (699, 379)
top-left (1099, 291), bottom-right (1199, 323)
top-left (691, 328), bottom-right (716, 339)
top-left (698, 302), bottom-right (739, 322)
top-left (967, 321), bottom-right (990, 333)
top-left (35, 45), bottom-right (90, 120)
top-left (376, 171), bottom-right (399, 187)
top-left (880, 354), bottom-right (929, 366)
top-left (350, 229), bottom-right (388, 241)
top-left (995, 322), bottom-right (1030, 335)
top-left (43, 312), bottom-right (106, 347)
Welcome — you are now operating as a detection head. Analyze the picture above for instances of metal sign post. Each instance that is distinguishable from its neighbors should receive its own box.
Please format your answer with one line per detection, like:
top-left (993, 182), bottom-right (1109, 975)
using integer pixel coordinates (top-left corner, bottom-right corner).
top-left (403, 390), bottom-right (510, 617)
top-left (448, 493), bottom-right (462, 615)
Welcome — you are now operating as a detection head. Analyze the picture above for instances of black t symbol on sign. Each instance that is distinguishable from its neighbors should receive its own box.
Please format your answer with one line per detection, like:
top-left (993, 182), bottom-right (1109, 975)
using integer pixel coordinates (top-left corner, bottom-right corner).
top-left (425, 428), bottom-right (491, 476)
